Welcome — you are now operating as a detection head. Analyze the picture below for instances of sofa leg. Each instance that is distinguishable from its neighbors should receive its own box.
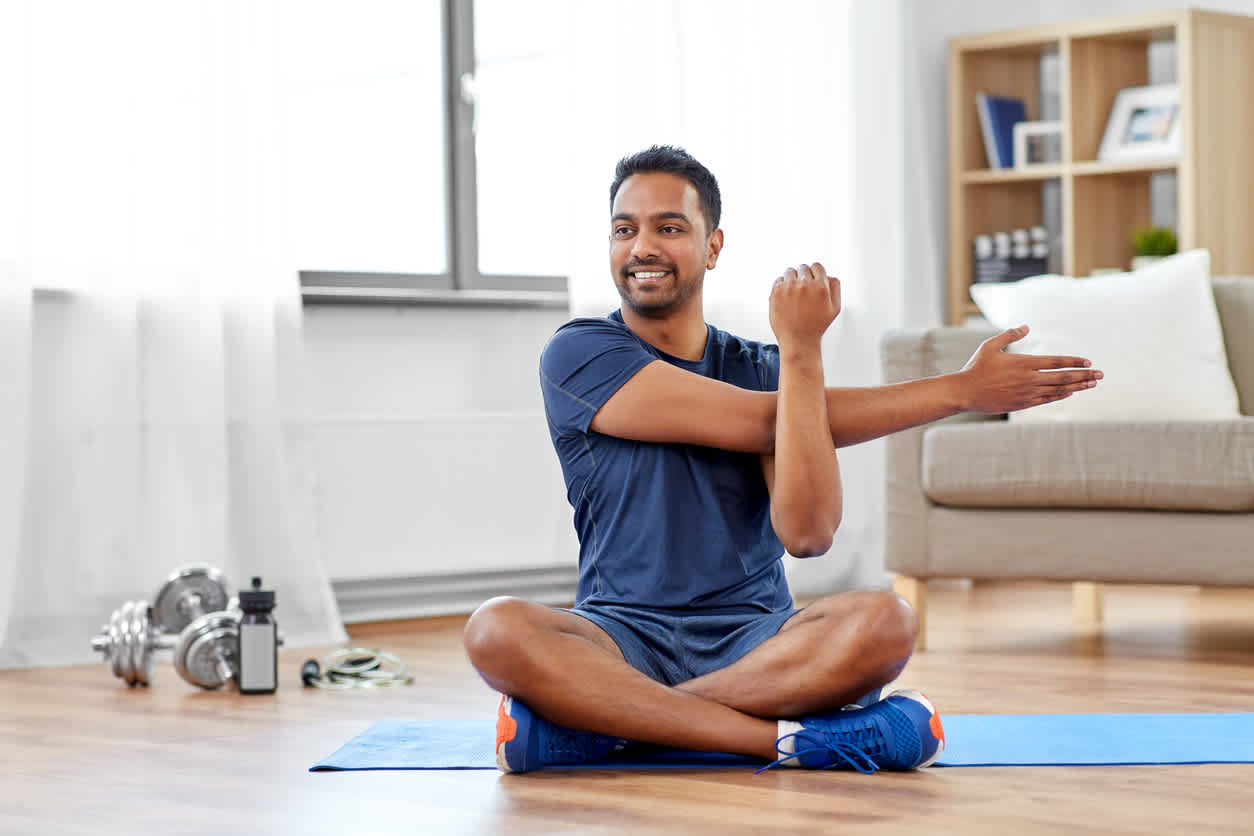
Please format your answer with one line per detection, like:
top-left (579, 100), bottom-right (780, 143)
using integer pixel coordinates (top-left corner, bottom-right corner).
top-left (1072, 582), bottom-right (1104, 629)
top-left (892, 575), bottom-right (928, 652)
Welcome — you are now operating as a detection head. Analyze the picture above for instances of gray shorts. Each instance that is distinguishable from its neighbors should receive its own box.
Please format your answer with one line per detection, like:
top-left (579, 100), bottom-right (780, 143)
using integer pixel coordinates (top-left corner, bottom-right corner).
top-left (569, 602), bottom-right (800, 687)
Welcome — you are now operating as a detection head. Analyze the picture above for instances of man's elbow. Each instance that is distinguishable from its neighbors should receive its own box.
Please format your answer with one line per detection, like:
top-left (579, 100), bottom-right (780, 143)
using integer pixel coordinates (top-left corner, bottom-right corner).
top-left (785, 536), bottom-right (832, 558)
top-left (778, 513), bottom-right (842, 558)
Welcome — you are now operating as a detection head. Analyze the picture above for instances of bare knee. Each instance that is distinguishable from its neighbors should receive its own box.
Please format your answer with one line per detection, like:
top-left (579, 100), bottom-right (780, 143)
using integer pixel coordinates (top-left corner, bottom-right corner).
top-left (814, 589), bottom-right (918, 666)
top-left (875, 590), bottom-right (919, 663)
top-left (463, 596), bottom-right (536, 681)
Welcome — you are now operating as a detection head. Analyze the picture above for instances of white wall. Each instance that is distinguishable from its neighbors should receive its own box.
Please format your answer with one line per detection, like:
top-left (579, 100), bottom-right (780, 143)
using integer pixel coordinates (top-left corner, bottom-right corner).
top-left (302, 302), bottom-right (580, 617)
top-left (905, 0), bottom-right (1254, 321)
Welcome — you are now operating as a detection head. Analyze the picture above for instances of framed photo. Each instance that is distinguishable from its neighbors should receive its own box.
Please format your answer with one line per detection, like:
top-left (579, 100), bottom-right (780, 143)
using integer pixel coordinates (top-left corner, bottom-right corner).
top-left (1098, 84), bottom-right (1181, 163)
top-left (1013, 120), bottom-right (1063, 169)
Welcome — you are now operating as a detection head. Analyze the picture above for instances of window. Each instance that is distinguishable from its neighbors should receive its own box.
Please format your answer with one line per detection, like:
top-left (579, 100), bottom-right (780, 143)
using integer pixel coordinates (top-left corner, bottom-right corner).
top-left (289, 0), bottom-right (569, 300)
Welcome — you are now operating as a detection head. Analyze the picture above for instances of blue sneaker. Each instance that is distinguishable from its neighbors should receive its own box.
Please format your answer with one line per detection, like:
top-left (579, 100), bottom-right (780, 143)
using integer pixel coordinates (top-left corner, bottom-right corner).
top-left (766, 689), bottom-right (945, 774)
top-left (495, 695), bottom-right (631, 773)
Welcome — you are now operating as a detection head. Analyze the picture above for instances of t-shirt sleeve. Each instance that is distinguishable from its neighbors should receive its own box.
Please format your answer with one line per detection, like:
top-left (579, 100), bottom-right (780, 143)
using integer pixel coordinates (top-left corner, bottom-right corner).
top-left (539, 319), bottom-right (658, 435)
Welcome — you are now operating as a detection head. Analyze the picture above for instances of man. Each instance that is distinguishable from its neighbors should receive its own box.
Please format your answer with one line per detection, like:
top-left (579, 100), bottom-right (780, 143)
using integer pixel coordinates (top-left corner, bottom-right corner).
top-left (464, 145), bottom-right (1101, 773)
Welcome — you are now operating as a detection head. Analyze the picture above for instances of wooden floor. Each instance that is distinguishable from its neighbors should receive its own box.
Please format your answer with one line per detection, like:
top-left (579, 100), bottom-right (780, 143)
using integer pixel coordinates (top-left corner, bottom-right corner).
top-left (4, 581), bottom-right (1254, 835)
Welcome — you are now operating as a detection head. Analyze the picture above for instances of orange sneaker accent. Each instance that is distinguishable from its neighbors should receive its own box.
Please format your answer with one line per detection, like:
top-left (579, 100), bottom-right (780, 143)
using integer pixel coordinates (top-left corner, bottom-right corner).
top-left (496, 696), bottom-right (518, 750)
top-left (930, 709), bottom-right (946, 743)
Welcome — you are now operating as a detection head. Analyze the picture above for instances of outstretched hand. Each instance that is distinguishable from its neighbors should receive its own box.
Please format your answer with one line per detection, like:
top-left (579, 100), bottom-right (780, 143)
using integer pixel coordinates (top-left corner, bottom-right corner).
top-left (959, 325), bottom-right (1103, 414)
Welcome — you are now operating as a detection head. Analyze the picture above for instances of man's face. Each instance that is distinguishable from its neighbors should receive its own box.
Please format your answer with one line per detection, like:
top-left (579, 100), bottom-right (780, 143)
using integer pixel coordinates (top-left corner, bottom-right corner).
top-left (609, 172), bottom-right (722, 318)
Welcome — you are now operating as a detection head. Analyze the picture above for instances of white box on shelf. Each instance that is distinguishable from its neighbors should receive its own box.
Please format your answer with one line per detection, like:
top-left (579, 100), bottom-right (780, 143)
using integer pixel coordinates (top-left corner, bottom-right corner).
top-left (1013, 121), bottom-right (1063, 169)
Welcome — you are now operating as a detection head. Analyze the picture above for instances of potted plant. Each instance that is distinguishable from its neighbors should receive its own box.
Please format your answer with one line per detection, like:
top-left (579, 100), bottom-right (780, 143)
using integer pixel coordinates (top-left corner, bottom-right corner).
top-left (1131, 226), bottom-right (1178, 271)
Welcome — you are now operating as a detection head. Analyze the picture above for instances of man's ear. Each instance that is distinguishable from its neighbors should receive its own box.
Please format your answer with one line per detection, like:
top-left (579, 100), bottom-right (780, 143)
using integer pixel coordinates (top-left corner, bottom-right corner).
top-left (706, 228), bottom-right (724, 270)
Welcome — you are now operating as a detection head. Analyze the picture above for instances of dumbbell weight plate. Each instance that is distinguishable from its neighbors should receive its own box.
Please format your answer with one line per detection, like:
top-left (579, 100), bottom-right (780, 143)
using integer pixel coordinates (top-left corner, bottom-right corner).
top-left (109, 602), bottom-right (133, 682)
top-left (91, 600), bottom-right (179, 687)
top-left (119, 601), bottom-right (140, 685)
top-left (93, 601), bottom-right (142, 685)
top-left (151, 565), bottom-right (231, 635)
top-left (125, 599), bottom-right (154, 687)
top-left (173, 611), bottom-right (239, 689)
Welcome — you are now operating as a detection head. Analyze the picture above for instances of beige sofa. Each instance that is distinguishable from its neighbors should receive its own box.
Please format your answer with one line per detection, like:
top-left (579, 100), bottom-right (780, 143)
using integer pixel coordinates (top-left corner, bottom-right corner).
top-left (881, 276), bottom-right (1254, 649)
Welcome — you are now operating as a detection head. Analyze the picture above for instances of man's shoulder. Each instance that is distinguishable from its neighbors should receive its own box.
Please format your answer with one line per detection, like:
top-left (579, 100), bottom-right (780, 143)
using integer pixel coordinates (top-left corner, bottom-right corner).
top-left (543, 313), bottom-right (640, 359)
top-left (539, 312), bottom-right (657, 387)
top-left (553, 313), bottom-right (629, 339)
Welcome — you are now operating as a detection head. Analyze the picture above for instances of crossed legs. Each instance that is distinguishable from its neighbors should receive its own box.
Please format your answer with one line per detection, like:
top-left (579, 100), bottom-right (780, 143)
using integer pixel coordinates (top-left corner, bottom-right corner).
top-left (462, 590), bottom-right (918, 762)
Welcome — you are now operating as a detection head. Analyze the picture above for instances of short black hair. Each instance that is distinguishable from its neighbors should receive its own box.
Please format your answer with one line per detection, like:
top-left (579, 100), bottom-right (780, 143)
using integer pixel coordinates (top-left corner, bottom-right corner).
top-left (609, 145), bottom-right (721, 235)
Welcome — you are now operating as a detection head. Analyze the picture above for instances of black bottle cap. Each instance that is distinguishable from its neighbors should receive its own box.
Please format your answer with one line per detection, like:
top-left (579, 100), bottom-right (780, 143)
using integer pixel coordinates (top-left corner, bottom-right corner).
top-left (238, 576), bottom-right (275, 612)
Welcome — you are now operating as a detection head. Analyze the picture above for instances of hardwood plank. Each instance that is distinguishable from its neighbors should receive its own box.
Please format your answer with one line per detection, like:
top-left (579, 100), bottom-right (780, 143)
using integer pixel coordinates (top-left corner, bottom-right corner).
top-left (3, 581), bottom-right (1253, 835)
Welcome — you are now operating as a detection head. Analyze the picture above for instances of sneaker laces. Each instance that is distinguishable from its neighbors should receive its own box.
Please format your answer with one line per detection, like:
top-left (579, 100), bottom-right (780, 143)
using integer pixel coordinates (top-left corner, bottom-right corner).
top-left (758, 717), bottom-right (887, 775)
top-left (543, 727), bottom-right (602, 762)
top-left (541, 724), bottom-right (627, 764)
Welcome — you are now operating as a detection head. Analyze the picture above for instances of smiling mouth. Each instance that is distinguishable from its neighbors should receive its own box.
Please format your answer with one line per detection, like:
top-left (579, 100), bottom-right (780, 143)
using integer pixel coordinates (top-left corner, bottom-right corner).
top-left (629, 270), bottom-right (671, 286)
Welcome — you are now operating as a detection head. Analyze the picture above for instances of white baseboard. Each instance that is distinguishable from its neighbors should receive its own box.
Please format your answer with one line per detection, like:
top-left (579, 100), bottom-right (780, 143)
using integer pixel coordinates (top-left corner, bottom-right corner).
top-left (332, 566), bottom-right (579, 624)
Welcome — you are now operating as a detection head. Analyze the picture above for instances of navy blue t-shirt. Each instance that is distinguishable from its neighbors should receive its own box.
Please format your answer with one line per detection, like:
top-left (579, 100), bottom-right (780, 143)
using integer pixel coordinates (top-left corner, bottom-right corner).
top-left (539, 310), bottom-right (792, 613)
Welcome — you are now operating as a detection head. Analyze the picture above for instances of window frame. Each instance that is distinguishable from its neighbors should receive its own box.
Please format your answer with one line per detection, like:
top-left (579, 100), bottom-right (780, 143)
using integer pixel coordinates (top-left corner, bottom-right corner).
top-left (299, 0), bottom-right (568, 304)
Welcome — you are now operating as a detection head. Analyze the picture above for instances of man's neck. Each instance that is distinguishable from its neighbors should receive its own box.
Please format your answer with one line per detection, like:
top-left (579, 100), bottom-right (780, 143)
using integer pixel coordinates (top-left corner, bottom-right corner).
top-left (619, 304), bottom-right (708, 362)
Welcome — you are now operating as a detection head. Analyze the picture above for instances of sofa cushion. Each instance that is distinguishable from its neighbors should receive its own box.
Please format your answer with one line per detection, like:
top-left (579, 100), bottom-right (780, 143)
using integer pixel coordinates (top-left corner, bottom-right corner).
top-left (921, 419), bottom-right (1254, 511)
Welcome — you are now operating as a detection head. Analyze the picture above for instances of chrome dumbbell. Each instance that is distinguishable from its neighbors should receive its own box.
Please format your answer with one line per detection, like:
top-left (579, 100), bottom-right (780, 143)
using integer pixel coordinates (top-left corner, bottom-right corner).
top-left (91, 565), bottom-right (239, 689)
top-left (89, 598), bottom-right (170, 687)
top-left (171, 609), bottom-right (240, 690)
top-left (152, 564), bottom-right (241, 689)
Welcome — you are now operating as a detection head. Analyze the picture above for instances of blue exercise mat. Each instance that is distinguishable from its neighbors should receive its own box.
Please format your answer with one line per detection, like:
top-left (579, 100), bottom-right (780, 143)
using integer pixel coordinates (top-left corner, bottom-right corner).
top-left (940, 713), bottom-right (1254, 766)
top-left (310, 720), bottom-right (761, 771)
top-left (310, 714), bottom-right (1254, 771)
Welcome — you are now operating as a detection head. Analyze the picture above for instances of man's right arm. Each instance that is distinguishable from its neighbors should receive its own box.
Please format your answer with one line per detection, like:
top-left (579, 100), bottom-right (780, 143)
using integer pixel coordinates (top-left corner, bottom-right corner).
top-left (542, 319), bottom-right (776, 453)
top-left (589, 361), bottom-right (777, 454)
top-left (589, 326), bottom-right (1100, 454)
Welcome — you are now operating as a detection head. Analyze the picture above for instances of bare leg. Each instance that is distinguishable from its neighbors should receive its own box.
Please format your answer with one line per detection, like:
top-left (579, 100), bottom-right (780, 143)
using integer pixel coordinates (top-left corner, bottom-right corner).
top-left (675, 590), bottom-right (918, 717)
top-left (462, 590), bottom-right (917, 760)
top-left (464, 596), bottom-right (779, 759)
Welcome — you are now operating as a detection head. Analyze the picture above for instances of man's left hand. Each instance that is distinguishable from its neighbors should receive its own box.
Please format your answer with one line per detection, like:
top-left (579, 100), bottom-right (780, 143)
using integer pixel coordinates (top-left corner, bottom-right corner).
top-left (958, 326), bottom-right (1103, 413)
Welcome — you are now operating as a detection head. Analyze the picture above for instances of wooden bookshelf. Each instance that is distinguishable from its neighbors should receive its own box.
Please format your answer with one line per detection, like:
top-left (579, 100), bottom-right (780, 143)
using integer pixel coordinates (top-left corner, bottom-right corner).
top-left (947, 9), bottom-right (1254, 324)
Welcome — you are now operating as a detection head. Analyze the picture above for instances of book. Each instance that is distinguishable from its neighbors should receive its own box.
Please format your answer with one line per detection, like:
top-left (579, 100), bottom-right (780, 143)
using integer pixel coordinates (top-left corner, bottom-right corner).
top-left (975, 92), bottom-right (1027, 169)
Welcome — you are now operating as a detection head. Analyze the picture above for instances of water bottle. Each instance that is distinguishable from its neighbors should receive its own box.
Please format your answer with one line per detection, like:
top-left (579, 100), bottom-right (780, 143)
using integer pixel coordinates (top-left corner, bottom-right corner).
top-left (237, 576), bottom-right (277, 694)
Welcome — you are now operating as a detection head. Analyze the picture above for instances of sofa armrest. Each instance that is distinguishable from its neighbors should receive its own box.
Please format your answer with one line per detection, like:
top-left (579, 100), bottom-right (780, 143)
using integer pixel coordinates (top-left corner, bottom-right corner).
top-left (1213, 276), bottom-right (1254, 416)
top-left (880, 327), bottom-right (1001, 577)
top-left (882, 326), bottom-right (996, 382)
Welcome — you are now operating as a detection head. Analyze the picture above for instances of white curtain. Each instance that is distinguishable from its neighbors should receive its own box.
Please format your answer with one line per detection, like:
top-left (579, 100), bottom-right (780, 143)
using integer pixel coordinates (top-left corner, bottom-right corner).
top-left (564, 0), bottom-right (922, 595)
top-left (0, 1), bottom-right (346, 668)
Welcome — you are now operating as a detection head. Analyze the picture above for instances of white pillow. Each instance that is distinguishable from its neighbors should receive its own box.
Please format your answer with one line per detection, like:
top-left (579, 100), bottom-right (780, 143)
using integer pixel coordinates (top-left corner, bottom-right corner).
top-left (969, 249), bottom-right (1241, 422)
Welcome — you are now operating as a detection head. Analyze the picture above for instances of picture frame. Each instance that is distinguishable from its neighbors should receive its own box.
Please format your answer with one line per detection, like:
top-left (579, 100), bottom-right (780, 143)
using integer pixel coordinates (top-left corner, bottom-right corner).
top-left (1013, 120), bottom-right (1063, 169)
top-left (1097, 84), bottom-right (1182, 163)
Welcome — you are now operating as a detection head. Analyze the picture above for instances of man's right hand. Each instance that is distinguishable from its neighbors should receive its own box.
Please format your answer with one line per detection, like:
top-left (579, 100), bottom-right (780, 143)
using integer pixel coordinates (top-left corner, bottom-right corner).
top-left (769, 262), bottom-right (841, 350)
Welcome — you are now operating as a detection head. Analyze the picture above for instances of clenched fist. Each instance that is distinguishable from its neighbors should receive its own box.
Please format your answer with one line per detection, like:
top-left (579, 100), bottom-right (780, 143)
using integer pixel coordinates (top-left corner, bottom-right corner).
top-left (769, 262), bottom-right (841, 350)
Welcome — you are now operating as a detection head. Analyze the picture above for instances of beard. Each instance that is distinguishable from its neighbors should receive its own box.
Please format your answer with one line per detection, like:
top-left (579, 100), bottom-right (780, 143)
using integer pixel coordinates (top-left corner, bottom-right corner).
top-left (614, 260), bottom-right (703, 319)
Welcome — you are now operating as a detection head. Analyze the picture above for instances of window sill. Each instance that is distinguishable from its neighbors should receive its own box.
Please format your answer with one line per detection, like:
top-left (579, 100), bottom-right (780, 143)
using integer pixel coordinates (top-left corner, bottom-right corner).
top-left (300, 285), bottom-right (569, 309)
top-left (27, 284), bottom-right (568, 311)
